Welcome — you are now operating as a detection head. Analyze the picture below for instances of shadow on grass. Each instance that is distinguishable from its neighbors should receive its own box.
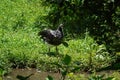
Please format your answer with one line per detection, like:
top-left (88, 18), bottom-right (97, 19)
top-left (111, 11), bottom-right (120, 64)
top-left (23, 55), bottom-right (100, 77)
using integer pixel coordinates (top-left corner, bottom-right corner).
top-left (98, 56), bottom-right (120, 72)
top-left (98, 63), bottom-right (120, 72)
top-left (40, 52), bottom-right (64, 57)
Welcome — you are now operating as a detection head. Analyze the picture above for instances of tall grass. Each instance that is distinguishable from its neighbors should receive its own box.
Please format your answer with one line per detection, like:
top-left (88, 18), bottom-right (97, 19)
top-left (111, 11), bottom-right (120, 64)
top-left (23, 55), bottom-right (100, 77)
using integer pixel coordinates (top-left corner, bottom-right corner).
top-left (0, 0), bottom-right (47, 30)
top-left (0, 28), bottom-right (114, 74)
top-left (0, 0), bottom-right (47, 75)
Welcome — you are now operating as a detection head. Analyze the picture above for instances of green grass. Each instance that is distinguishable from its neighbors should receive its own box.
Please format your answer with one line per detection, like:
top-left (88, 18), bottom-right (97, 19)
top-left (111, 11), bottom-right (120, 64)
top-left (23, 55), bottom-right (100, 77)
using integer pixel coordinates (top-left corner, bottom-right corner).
top-left (0, 0), bottom-right (119, 79)
top-left (0, 28), bottom-right (114, 73)
top-left (0, 0), bottom-right (48, 30)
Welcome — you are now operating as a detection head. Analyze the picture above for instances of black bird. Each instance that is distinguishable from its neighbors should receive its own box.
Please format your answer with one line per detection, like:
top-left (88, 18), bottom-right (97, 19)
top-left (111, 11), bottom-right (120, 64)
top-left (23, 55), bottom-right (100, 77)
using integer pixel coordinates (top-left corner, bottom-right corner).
top-left (38, 24), bottom-right (67, 53)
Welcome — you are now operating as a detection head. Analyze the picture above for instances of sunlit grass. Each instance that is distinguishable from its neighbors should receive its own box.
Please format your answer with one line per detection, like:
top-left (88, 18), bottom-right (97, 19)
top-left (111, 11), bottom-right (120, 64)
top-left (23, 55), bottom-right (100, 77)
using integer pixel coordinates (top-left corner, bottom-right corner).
top-left (0, 28), bottom-right (114, 74)
top-left (0, 0), bottom-right (47, 30)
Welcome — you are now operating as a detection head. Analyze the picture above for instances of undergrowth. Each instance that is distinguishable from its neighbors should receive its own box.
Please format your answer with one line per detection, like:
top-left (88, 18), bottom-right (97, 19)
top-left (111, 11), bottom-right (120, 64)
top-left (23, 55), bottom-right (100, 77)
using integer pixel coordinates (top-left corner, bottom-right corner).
top-left (0, 28), bottom-right (115, 75)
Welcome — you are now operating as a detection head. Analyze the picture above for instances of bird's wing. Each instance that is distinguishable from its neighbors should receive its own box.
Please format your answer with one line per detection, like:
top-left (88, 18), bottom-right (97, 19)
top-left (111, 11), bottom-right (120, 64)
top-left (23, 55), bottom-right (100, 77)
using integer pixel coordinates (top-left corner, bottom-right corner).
top-left (49, 30), bottom-right (57, 37)
top-left (55, 30), bottom-right (63, 39)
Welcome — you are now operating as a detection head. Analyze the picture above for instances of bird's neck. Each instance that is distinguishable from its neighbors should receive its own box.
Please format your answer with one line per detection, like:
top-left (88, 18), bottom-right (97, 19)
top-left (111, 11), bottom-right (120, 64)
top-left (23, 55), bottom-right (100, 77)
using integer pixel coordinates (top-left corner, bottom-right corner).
top-left (58, 27), bottom-right (63, 37)
top-left (58, 27), bottom-right (63, 32)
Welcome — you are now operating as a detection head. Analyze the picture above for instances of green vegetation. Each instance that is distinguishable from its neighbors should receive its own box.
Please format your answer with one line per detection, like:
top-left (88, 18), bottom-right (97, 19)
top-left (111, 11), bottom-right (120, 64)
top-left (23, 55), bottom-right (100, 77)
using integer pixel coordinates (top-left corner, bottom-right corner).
top-left (0, 0), bottom-right (120, 80)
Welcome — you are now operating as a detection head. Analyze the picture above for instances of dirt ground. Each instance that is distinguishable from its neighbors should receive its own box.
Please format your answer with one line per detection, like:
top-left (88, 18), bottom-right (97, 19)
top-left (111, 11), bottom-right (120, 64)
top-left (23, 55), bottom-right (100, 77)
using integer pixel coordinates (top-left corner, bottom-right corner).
top-left (3, 68), bottom-right (61, 80)
top-left (3, 68), bottom-right (120, 80)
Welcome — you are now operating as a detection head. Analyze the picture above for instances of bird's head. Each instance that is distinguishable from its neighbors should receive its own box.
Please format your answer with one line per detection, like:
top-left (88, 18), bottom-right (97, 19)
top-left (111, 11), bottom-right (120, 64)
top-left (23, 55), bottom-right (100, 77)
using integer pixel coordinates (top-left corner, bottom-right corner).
top-left (59, 23), bottom-right (64, 27)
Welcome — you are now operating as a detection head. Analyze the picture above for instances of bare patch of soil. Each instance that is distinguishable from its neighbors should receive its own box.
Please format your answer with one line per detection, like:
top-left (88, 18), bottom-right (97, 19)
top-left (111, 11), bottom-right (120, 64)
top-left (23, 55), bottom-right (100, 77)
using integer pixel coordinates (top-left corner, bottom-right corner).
top-left (3, 68), bottom-right (120, 80)
top-left (3, 68), bottom-right (61, 80)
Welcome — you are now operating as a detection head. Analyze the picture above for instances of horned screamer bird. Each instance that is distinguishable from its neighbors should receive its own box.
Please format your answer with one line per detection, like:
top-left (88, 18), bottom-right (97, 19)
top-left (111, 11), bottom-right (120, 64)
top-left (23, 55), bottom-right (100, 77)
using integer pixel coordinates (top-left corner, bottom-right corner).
top-left (38, 24), bottom-right (68, 53)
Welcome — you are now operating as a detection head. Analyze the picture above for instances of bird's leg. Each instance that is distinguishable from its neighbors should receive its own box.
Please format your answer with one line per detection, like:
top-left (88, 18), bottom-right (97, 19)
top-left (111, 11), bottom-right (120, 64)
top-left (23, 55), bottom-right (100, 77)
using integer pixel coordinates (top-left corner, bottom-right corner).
top-left (48, 47), bottom-right (50, 53)
top-left (47, 44), bottom-right (51, 54)
top-left (56, 46), bottom-right (58, 53)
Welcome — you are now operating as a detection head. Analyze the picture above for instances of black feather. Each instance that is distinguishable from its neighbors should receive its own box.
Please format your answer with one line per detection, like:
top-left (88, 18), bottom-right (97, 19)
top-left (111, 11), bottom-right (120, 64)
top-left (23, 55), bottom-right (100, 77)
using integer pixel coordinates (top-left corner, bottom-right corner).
top-left (38, 24), bottom-right (64, 46)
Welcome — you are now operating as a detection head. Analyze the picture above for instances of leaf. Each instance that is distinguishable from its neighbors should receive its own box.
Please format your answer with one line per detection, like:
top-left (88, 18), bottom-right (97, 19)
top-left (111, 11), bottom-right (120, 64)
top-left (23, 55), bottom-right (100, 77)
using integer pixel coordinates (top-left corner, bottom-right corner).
top-left (63, 54), bottom-right (71, 65)
top-left (0, 77), bottom-right (2, 80)
top-left (16, 74), bottom-right (33, 80)
top-left (61, 70), bottom-right (67, 77)
top-left (105, 77), bottom-right (115, 80)
top-left (0, 68), bottom-right (6, 76)
top-left (71, 66), bottom-right (81, 72)
top-left (62, 42), bottom-right (68, 47)
top-left (46, 75), bottom-right (54, 80)
top-left (52, 62), bottom-right (62, 68)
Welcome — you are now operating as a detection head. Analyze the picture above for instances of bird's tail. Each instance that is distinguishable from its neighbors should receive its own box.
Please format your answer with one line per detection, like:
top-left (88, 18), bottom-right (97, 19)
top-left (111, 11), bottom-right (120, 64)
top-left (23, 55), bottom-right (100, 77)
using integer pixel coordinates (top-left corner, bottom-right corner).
top-left (62, 41), bottom-right (68, 47)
